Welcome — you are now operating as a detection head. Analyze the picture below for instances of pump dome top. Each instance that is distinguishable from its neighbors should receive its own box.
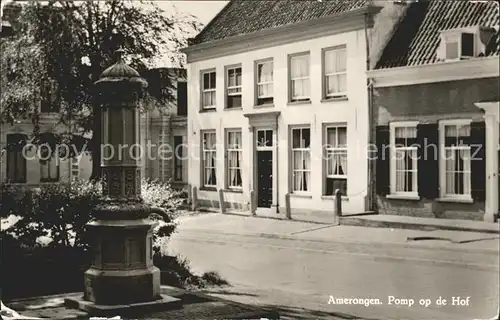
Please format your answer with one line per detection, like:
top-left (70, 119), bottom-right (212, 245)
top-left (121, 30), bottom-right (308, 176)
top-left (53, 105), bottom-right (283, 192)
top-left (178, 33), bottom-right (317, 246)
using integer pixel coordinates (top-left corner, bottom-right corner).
top-left (95, 48), bottom-right (147, 87)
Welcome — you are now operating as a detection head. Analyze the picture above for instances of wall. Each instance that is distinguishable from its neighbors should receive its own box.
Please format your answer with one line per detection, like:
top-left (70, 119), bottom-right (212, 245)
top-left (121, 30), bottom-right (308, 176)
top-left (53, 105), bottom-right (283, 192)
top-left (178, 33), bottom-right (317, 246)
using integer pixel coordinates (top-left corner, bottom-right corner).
top-left (374, 78), bottom-right (499, 125)
top-left (187, 28), bottom-right (371, 214)
top-left (373, 78), bottom-right (499, 220)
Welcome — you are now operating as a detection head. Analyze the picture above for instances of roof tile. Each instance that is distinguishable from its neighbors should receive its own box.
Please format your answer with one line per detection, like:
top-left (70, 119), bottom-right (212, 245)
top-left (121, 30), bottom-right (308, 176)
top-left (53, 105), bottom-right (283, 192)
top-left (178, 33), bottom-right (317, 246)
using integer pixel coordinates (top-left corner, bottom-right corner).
top-left (193, 0), bottom-right (368, 45)
top-left (376, 0), bottom-right (499, 69)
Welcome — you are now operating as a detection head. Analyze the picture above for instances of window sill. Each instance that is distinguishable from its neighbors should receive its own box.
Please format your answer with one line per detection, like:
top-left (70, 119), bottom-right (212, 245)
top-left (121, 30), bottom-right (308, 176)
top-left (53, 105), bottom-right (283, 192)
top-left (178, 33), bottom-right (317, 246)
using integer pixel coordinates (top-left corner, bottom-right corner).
top-left (321, 195), bottom-right (349, 201)
top-left (437, 197), bottom-right (474, 204)
top-left (200, 108), bottom-right (217, 113)
top-left (321, 96), bottom-right (348, 103)
top-left (386, 194), bottom-right (420, 201)
top-left (289, 193), bottom-right (312, 199)
top-left (287, 100), bottom-right (311, 106)
top-left (224, 107), bottom-right (243, 111)
top-left (199, 186), bottom-right (217, 192)
top-left (254, 104), bottom-right (274, 108)
top-left (224, 188), bottom-right (243, 194)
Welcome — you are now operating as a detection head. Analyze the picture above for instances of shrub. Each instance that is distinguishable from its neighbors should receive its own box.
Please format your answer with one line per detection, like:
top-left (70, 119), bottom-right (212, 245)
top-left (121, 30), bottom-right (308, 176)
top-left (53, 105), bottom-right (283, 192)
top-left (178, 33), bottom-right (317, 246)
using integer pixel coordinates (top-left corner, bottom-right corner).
top-left (1, 178), bottom-right (227, 299)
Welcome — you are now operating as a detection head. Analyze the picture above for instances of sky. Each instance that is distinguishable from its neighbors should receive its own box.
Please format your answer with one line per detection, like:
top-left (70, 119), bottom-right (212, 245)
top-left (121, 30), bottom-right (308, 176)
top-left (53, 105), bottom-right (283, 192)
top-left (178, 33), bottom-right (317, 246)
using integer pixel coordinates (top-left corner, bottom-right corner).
top-left (1, 1), bottom-right (229, 26)
top-left (1, 1), bottom-right (229, 67)
top-left (162, 1), bottom-right (228, 26)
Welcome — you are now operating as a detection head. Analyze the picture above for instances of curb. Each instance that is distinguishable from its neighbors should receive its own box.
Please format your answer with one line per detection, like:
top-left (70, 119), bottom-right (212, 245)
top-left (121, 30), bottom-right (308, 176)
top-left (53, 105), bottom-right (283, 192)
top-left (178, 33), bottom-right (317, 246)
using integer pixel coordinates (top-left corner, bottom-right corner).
top-left (182, 209), bottom-right (500, 235)
top-left (176, 228), bottom-right (500, 255)
top-left (339, 216), bottom-right (500, 235)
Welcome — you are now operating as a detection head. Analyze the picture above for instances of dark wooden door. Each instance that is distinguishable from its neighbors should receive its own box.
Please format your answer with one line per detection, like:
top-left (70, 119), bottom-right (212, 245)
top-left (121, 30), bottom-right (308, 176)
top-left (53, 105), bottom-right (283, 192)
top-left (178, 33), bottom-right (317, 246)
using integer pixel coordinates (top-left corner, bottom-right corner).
top-left (257, 151), bottom-right (273, 208)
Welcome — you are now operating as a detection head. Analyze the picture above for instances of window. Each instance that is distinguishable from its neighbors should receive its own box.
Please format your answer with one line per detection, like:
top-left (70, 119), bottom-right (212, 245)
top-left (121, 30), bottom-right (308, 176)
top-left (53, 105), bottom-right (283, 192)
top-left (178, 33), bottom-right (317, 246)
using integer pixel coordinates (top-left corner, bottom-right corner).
top-left (324, 126), bottom-right (347, 195)
top-left (439, 120), bottom-right (472, 200)
top-left (40, 79), bottom-right (59, 113)
top-left (289, 53), bottom-right (310, 102)
top-left (202, 131), bottom-right (217, 187)
top-left (442, 32), bottom-right (475, 60)
top-left (257, 129), bottom-right (273, 148)
top-left (201, 70), bottom-right (216, 109)
top-left (323, 46), bottom-right (347, 98)
top-left (158, 126), bottom-right (169, 182)
top-left (226, 66), bottom-right (242, 108)
top-left (390, 123), bottom-right (418, 196)
top-left (256, 60), bottom-right (273, 105)
top-left (226, 130), bottom-right (242, 189)
top-left (40, 146), bottom-right (60, 182)
top-left (291, 127), bottom-right (311, 192)
top-left (6, 134), bottom-right (27, 183)
top-left (177, 81), bottom-right (187, 116)
top-left (173, 135), bottom-right (184, 182)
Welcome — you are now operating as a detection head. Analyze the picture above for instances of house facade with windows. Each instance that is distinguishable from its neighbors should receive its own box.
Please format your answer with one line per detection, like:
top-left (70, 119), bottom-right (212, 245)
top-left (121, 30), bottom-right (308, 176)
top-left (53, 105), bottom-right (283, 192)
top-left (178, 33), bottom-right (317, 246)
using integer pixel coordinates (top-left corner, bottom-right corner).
top-left (183, 0), bottom-right (410, 215)
top-left (0, 66), bottom-right (188, 188)
top-left (368, 0), bottom-right (499, 222)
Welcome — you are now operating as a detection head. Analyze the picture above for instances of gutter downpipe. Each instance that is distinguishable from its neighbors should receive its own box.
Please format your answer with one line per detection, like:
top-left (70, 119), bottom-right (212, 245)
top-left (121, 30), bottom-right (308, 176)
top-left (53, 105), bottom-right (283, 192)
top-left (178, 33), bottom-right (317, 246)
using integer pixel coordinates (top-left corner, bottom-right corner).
top-left (364, 12), bottom-right (375, 212)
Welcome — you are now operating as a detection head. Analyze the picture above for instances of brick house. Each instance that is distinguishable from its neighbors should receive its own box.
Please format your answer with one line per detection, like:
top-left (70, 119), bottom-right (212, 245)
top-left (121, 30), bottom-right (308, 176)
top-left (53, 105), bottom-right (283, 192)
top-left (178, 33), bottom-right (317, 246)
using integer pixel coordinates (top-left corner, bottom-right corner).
top-left (367, 0), bottom-right (499, 222)
top-left (182, 0), bottom-right (413, 215)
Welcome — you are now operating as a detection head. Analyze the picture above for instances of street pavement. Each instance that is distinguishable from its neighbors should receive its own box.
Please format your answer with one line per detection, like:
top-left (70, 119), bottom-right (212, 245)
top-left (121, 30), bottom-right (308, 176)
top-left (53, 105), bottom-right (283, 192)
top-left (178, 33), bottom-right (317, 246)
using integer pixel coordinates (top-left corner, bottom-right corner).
top-left (166, 213), bottom-right (500, 320)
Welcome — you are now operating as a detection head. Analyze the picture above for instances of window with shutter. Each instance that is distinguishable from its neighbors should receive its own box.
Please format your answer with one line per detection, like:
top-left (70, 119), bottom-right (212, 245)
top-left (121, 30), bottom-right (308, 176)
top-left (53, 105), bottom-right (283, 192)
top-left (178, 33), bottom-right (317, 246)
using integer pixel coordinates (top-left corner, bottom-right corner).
top-left (389, 122), bottom-right (419, 198)
top-left (438, 119), bottom-right (473, 202)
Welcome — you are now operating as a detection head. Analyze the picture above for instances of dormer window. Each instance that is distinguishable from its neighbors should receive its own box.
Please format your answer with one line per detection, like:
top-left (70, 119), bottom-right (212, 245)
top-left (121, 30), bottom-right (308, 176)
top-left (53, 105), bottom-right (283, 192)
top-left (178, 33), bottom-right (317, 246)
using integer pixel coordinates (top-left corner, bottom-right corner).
top-left (443, 32), bottom-right (474, 60)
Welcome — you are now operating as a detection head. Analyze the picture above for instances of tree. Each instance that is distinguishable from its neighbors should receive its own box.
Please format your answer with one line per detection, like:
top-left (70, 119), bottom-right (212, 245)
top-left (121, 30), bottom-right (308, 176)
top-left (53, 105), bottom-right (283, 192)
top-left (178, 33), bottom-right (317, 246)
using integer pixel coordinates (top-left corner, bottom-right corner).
top-left (0, 0), bottom-right (200, 180)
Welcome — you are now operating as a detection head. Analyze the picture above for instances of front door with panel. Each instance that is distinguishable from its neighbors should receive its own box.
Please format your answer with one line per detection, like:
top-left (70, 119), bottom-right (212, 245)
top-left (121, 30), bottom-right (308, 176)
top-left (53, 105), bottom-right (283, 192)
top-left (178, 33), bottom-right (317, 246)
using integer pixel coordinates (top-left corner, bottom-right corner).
top-left (256, 129), bottom-right (273, 208)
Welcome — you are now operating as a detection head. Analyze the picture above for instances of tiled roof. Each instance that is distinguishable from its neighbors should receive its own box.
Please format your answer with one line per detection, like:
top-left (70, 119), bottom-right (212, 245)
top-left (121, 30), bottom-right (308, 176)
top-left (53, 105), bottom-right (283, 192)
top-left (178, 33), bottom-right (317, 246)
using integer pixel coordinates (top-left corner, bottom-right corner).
top-left (193, 0), bottom-right (368, 45)
top-left (376, 0), bottom-right (499, 69)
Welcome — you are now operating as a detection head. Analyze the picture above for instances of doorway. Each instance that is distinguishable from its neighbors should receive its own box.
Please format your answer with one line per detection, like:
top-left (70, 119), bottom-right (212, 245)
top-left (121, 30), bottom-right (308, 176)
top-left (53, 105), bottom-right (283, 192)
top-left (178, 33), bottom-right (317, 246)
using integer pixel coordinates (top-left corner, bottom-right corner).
top-left (255, 129), bottom-right (274, 208)
top-left (257, 150), bottom-right (273, 208)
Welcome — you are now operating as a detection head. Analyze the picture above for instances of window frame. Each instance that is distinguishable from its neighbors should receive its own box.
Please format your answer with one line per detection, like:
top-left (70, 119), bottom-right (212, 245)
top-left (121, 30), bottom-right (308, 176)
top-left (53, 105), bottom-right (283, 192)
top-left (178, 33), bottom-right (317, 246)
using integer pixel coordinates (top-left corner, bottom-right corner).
top-left (225, 129), bottom-right (243, 190)
top-left (225, 65), bottom-right (242, 109)
top-left (322, 45), bottom-right (347, 99)
top-left (173, 135), bottom-right (184, 182)
top-left (6, 134), bottom-right (27, 184)
top-left (288, 52), bottom-right (311, 103)
top-left (255, 58), bottom-right (274, 106)
top-left (389, 121), bottom-right (419, 198)
top-left (441, 31), bottom-right (475, 61)
top-left (200, 69), bottom-right (216, 110)
top-left (40, 155), bottom-right (60, 183)
top-left (201, 130), bottom-right (217, 188)
top-left (438, 119), bottom-right (473, 201)
top-left (323, 124), bottom-right (348, 196)
top-left (290, 126), bottom-right (311, 194)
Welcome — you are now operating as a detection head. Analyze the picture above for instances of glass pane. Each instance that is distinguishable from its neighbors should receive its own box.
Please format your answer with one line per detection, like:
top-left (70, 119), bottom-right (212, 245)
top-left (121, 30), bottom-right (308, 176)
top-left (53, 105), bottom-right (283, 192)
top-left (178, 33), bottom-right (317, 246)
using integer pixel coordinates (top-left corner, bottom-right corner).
top-left (337, 127), bottom-right (347, 147)
top-left (210, 72), bottom-right (216, 88)
top-left (326, 128), bottom-right (336, 147)
top-left (292, 129), bottom-right (301, 148)
top-left (446, 41), bottom-right (458, 59)
top-left (302, 128), bottom-right (310, 148)
top-left (336, 48), bottom-right (346, 72)
top-left (203, 73), bottom-right (210, 89)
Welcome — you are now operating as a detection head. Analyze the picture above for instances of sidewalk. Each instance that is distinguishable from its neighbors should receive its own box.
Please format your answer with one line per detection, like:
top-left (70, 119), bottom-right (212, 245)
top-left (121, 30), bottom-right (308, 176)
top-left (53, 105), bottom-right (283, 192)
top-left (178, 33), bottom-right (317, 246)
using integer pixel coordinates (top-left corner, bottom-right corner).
top-left (187, 205), bottom-right (500, 234)
top-left (176, 213), bottom-right (500, 253)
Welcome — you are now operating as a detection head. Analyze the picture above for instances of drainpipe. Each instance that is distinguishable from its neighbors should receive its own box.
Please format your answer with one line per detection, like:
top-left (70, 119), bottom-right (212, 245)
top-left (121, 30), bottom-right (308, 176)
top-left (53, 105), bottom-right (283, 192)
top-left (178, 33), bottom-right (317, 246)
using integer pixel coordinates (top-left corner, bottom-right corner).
top-left (364, 12), bottom-right (375, 212)
top-left (275, 115), bottom-right (279, 213)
